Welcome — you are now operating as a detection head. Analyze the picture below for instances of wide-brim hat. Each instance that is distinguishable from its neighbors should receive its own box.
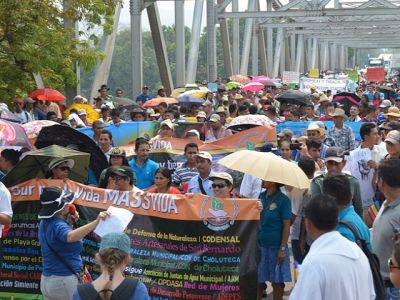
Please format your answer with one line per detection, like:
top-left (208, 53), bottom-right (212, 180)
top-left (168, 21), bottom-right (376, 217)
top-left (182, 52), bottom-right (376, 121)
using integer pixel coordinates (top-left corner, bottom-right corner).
top-left (329, 108), bottom-right (347, 118)
top-left (303, 122), bottom-right (325, 135)
top-left (98, 84), bottom-right (110, 92)
top-left (39, 186), bottom-right (75, 219)
top-left (48, 157), bottom-right (75, 170)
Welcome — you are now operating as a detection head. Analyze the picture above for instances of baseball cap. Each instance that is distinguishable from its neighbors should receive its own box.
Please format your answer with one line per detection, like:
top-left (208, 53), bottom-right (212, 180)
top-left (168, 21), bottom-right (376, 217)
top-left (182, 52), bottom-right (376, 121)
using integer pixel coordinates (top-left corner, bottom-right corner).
top-left (196, 111), bottom-right (207, 119)
top-left (14, 98), bottom-right (24, 104)
top-left (385, 130), bottom-right (400, 145)
top-left (196, 151), bottom-right (212, 162)
top-left (160, 119), bottom-right (174, 130)
top-left (110, 166), bottom-right (134, 179)
top-left (210, 172), bottom-right (233, 185)
top-left (77, 109), bottom-right (87, 116)
top-left (380, 100), bottom-right (392, 108)
top-left (325, 147), bottom-right (345, 163)
top-left (209, 114), bottom-right (221, 122)
top-left (186, 129), bottom-right (200, 139)
top-left (143, 85), bottom-right (149, 89)
top-left (99, 232), bottom-right (131, 254)
top-left (24, 97), bottom-right (35, 104)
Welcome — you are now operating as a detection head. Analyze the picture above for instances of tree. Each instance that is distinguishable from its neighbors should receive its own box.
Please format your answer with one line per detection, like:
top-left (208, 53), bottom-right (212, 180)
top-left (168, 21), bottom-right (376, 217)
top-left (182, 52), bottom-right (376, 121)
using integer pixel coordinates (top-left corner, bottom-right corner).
top-left (0, 0), bottom-right (119, 103)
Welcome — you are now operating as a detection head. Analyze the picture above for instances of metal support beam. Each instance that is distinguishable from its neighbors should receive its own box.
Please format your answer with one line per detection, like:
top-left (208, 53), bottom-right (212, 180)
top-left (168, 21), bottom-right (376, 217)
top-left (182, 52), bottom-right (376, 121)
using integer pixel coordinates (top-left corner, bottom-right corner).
top-left (339, 44), bottom-right (345, 70)
top-left (290, 34), bottom-right (296, 71)
top-left (130, 0), bottom-right (143, 99)
top-left (311, 38), bottom-right (318, 69)
top-left (219, 7), bottom-right (400, 18)
top-left (252, 23), bottom-right (259, 75)
top-left (186, 0), bottom-right (204, 83)
top-left (218, 0), bottom-right (233, 77)
top-left (258, 28), bottom-right (268, 75)
top-left (207, 0), bottom-right (217, 82)
top-left (295, 34), bottom-right (304, 73)
top-left (175, 1), bottom-right (185, 86)
top-left (266, 0), bottom-right (273, 76)
top-left (321, 42), bottom-right (329, 70)
top-left (272, 28), bottom-right (283, 78)
top-left (240, 0), bottom-right (256, 75)
top-left (147, 3), bottom-right (174, 95)
top-left (232, 0), bottom-right (239, 75)
top-left (90, 3), bottom-right (122, 101)
top-left (260, 20), bottom-right (400, 28)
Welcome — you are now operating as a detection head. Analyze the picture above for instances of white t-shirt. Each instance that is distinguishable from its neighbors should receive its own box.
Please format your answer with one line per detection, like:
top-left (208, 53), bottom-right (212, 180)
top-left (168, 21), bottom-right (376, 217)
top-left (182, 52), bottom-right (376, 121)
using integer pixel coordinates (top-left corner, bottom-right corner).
top-left (239, 174), bottom-right (263, 199)
top-left (13, 111), bottom-right (32, 124)
top-left (0, 182), bottom-right (12, 238)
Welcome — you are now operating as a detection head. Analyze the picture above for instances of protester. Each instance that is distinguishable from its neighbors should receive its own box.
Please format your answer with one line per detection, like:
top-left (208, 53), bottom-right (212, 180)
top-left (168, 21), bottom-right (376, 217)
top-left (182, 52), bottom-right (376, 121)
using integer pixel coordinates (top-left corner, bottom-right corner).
top-left (77, 109), bottom-right (91, 127)
top-left (0, 181), bottom-right (12, 242)
top-left (0, 149), bottom-right (22, 179)
top-left (322, 175), bottom-right (371, 249)
top-left (289, 195), bottom-right (375, 300)
top-left (278, 140), bottom-right (292, 162)
top-left (205, 114), bottom-right (232, 142)
top-left (47, 157), bottom-right (74, 181)
top-left (373, 158), bottom-right (400, 299)
top-left (150, 119), bottom-right (175, 144)
top-left (39, 186), bottom-right (110, 300)
top-left (209, 172), bottom-right (235, 198)
top-left (390, 233), bottom-right (400, 289)
top-left (348, 105), bottom-right (361, 122)
top-left (99, 105), bottom-right (112, 123)
top-left (109, 166), bottom-right (140, 192)
top-left (188, 151), bottom-right (215, 196)
top-left (129, 138), bottom-right (158, 190)
top-left (130, 108), bottom-right (147, 121)
top-left (327, 108), bottom-right (356, 152)
top-left (91, 120), bottom-right (104, 143)
top-left (311, 147), bottom-right (363, 216)
top-left (13, 98), bottom-right (33, 123)
top-left (147, 167), bottom-right (180, 194)
top-left (257, 180), bottom-right (291, 300)
top-left (172, 143), bottom-right (199, 190)
top-left (110, 109), bottom-right (125, 126)
top-left (384, 130), bottom-right (400, 159)
top-left (108, 147), bottom-right (129, 167)
top-left (136, 85), bottom-right (153, 104)
top-left (98, 130), bottom-right (113, 160)
top-left (73, 232), bottom-right (150, 299)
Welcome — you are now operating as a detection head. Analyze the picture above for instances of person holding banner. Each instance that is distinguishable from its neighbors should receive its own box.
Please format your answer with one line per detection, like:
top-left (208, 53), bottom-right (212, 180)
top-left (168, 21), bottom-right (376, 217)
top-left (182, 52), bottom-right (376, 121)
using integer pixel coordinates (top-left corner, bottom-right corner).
top-left (38, 186), bottom-right (111, 300)
top-left (188, 151), bottom-right (215, 196)
top-left (257, 180), bottom-right (292, 300)
top-left (147, 167), bottom-right (181, 194)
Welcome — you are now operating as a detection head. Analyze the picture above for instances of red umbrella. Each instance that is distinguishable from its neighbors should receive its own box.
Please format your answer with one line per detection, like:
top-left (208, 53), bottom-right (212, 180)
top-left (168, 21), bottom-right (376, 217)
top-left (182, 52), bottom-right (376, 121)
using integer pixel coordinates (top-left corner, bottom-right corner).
top-left (29, 88), bottom-right (66, 101)
top-left (142, 97), bottom-right (178, 107)
top-left (241, 82), bottom-right (265, 92)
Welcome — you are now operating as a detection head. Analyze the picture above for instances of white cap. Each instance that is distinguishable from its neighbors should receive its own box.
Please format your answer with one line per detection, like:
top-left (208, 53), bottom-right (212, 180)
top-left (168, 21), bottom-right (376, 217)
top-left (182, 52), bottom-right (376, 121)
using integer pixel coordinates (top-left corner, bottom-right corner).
top-left (196, 151), bottom-right (212, 162)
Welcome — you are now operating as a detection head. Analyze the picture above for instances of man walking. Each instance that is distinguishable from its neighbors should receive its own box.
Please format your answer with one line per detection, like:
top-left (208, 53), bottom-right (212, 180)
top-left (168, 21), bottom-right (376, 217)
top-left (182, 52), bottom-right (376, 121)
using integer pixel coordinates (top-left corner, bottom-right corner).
top-left (188, 152), bottom-right (215, 196)
top-left (327, 108), bottom-right (356, 152)
top-left (290, 195), bottom-right (375, 300)
top-left (172, 143), bottom-right (199, 190)
top-left (373, 158), bottom-right (400, 299)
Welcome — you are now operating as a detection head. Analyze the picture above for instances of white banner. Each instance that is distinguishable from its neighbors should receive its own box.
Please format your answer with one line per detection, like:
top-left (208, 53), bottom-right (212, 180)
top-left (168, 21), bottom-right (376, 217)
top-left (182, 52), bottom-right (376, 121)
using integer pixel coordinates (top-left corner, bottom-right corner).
top-left (299, 78), bottom-right (348, 94)
top-left (282, 71), bottom-right (300, 84)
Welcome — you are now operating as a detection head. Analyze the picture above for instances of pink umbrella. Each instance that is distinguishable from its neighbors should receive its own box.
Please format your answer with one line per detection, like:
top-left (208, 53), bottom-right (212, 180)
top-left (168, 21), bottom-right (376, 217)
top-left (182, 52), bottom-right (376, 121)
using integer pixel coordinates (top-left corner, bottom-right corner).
top-left (229, 74), bottom-right (251, 85)
top-left (0, 119), bottom-right (32, 149)
top-left (251, 75), bottom-right (274, 83)
top-left (241, 82), bottom-right (265, 92)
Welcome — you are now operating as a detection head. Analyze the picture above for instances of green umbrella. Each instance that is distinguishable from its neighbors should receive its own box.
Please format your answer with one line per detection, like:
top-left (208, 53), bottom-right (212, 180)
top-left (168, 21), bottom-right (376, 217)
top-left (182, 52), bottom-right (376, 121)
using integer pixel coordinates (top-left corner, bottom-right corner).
top-left (225, 81), bottom-right (243, 90)
top-left (3, 145), bottom-right (90, 187)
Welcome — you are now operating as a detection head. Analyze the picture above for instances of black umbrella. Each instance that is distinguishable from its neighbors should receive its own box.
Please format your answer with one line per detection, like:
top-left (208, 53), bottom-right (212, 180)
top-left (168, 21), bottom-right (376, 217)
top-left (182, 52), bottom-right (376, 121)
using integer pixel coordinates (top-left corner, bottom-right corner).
top-left (332, 92), bottom-right (361, 115)
top-left (275, 90), bottom-right (311, 105)
top-left (35, 125), bottom-right (108, 181)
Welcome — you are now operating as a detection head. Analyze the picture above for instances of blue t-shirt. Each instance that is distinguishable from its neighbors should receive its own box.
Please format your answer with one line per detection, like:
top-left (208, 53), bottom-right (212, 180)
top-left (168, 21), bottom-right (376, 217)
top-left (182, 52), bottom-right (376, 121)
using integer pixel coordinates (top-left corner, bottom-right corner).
top-left (129, 157), bottom-right (158, 189)
top-left (72, 280), bottom-right (150, 300)
top-left (136, 94), bottom-right (153, 103)
top-left (39, 218), bottom-right (83, 276)
top-left (337, 205), bottom-right (372, 250)
top-left (258, 190), bottom-right (292, 249)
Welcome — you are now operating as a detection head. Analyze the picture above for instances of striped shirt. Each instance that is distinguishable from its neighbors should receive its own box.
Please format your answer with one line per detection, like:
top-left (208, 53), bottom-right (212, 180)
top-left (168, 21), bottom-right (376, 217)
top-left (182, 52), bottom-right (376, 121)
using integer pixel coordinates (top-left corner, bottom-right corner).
top-left (172, 164), bottom-right (199, 186)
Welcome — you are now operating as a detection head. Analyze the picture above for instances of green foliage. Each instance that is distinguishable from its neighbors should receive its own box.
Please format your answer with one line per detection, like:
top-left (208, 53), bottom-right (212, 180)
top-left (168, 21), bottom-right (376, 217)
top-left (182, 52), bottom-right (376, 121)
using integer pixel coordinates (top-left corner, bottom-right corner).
top-left (0, 0), bottom-right (118, 104)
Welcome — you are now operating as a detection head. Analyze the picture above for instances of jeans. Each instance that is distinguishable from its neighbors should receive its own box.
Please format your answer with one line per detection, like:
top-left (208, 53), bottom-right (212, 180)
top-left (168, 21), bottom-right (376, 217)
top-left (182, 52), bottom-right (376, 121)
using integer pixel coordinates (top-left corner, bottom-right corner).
top-left (41, 274), bottom-right (78, 300)
top-left (385, 286), bottom-right (399, 300)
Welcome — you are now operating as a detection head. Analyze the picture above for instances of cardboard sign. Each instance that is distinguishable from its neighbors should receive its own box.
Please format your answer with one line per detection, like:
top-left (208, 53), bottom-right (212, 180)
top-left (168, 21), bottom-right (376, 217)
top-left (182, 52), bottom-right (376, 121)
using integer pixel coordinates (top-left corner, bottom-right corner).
top-left (309, 69), bottom-right (320, 78)
top-left (283, 71), bottom-right (300, 84)
top-left (366, 67), bottom-right (385, 82)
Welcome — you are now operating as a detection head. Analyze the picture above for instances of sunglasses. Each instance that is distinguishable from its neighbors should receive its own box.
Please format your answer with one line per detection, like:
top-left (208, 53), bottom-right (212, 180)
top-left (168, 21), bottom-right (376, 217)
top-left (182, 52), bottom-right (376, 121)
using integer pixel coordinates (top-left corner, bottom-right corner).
top-left (388, 258), bottom-right (400, 271)
top-left (307, 132), bottom-right (320, 137)
top-left (57, 166), bottom-right (71, 172)
top-left (212, 183), bottom-right (227, 189)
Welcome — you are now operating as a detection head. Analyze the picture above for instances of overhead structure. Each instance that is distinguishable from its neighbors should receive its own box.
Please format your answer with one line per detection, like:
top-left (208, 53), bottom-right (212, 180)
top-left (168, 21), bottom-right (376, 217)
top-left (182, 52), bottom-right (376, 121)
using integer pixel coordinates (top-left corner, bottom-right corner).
top-left (90, 0), bottom-right (400, 99)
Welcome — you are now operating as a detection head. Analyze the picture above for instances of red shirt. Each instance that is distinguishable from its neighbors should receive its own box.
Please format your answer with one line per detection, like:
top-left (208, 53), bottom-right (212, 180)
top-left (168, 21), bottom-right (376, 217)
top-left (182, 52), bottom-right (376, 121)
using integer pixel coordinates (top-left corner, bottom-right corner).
top-left (147, 186), bottom-right (181, 194)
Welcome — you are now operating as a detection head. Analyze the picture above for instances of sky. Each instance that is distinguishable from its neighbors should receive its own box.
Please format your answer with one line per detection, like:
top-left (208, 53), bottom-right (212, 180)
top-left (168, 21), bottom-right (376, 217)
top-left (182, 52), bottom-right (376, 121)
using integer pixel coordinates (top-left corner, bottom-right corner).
top-left (119, 0), bottom-right (269, 31)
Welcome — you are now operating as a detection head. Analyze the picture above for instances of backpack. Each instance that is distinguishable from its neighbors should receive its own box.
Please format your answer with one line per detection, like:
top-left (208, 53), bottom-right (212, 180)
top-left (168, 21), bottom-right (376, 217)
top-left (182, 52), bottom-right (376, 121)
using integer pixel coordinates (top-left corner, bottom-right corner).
top-left (77, 278), bottom-right (138, 300)
top-left (339, 221), bottom-right (385, 300)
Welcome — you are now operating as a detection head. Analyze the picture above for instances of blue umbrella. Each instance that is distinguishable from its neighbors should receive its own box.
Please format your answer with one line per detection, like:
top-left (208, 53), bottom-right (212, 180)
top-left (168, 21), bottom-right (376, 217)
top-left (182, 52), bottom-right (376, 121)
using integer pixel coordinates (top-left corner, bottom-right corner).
top-left (178, 95), bottom-right (204, 107)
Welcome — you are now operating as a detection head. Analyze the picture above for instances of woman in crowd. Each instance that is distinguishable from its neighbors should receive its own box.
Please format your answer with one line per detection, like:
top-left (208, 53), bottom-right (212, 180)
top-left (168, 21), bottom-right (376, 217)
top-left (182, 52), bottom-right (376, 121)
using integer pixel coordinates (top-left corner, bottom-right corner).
top-left (209, 172), bottom-right (235, 198)
top-left (47, 157), bottom-right (74, 181)
top-left (73, 232), bottom-right (150, 300)
top-left (0, 149), bottom-right (22, 179)
top-left (279, 140), bottom-right (293, 162)
top-left (39, 186), bottom-right (110, 300)
top-left (108, 147), bottom-right (129, 167)
top-left (384, 130), bottom-right (400, 159)
top-left (257, 180), bottom-right (292, 300)
top-left (389, 233), bottom-right (400, 288)
top-left (147, 167), bottom-right (181, 194)
top-left (98, 166), bottom-right (117, 189)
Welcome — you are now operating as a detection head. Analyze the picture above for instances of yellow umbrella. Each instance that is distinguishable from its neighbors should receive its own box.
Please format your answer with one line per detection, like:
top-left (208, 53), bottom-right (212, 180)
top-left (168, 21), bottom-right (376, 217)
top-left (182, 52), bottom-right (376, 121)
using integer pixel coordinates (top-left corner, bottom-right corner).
top-left (178, 89), bottom-right (209, 99)
top-left (218, 150), bottom-right (310, 189)
top-left (171, 87), bottom-right (186, 98)
top-left (64, 103), bottom-right (100, 124)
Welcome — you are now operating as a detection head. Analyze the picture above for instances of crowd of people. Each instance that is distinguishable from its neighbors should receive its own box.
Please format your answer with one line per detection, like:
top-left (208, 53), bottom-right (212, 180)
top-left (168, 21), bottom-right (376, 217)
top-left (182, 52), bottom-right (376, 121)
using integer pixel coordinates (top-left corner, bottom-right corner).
top-left (0, 75), bottom-right (400, 300)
